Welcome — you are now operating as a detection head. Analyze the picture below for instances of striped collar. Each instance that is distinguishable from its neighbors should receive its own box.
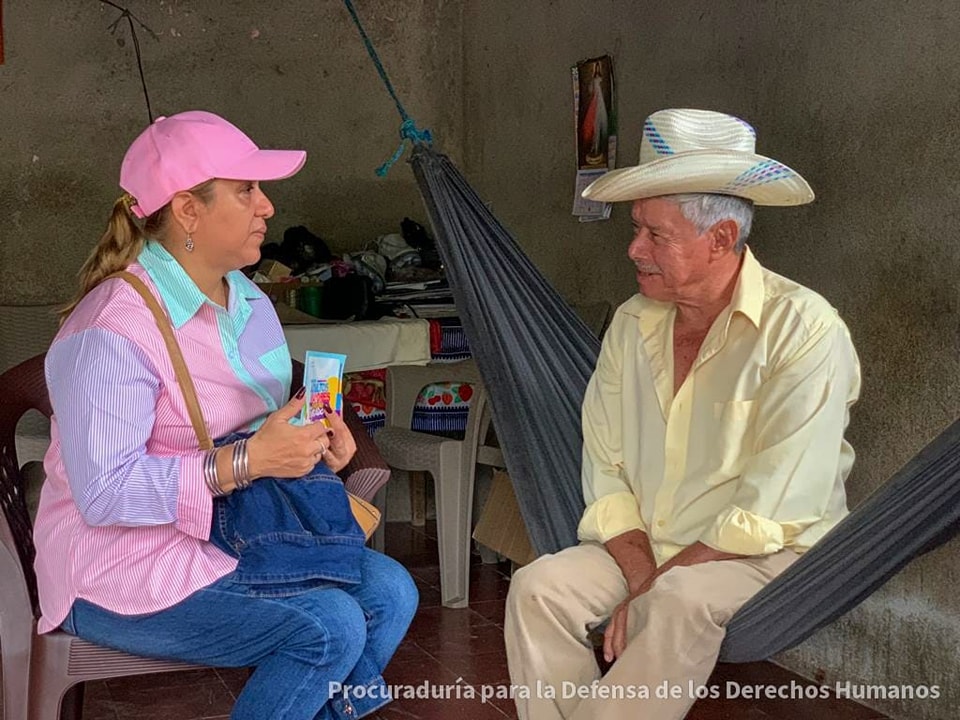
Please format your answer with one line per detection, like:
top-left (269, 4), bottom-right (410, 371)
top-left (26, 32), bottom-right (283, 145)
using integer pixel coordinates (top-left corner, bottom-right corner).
top-left (137, 241), bottom-right (263, 329)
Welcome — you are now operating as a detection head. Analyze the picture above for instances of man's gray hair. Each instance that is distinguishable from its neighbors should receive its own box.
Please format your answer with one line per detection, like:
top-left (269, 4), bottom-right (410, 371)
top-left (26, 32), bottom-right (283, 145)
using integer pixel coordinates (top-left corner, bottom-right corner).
top-left (670, 194), bottom-right (755, 252)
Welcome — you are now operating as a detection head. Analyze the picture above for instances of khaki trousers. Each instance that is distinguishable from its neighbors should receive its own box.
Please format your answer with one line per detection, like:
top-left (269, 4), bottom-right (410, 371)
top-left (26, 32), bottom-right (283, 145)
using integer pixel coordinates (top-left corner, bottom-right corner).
top-left (504, 543), bottom-right (798, 720)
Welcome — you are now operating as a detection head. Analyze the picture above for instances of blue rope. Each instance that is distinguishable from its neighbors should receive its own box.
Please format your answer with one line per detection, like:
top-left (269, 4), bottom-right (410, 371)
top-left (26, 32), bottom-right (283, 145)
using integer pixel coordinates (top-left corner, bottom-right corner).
top-left (376, 119), bottom-right (433, 178)
top-left (342, 0), bottom-right (433, 176)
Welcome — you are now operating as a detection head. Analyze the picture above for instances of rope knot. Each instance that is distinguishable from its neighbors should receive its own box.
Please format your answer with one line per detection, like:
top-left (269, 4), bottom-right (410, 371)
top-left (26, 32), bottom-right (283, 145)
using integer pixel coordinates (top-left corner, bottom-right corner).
top-left (376, 119), bottom-right (433, 177)
top-left (343, 0), bottom-right (433, 177)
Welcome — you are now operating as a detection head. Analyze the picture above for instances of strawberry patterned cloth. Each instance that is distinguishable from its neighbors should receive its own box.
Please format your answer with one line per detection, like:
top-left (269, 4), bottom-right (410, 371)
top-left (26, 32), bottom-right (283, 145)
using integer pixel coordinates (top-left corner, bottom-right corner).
top-left (343, 319), bottom-right (473, 438)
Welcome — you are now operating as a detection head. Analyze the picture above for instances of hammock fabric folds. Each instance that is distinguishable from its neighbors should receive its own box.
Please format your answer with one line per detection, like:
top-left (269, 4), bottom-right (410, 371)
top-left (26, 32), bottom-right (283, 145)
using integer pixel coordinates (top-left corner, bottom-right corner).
top-left (719, 417), bottom-right (960, 661)
top-left (411, 147), bottom-right (596, 556)
top-left (408, 145), bottom-right (960, 662)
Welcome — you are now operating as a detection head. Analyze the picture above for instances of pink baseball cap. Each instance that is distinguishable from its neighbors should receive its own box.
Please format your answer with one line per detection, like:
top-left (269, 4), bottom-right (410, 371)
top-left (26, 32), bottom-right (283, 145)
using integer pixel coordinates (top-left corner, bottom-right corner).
top-left (119, 110), bottom-right (307, 218)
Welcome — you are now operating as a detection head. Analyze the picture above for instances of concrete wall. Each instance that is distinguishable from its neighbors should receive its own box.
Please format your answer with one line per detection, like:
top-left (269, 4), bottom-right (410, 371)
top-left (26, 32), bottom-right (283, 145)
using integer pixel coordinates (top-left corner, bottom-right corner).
top-left (461, 2), bottom-right (959, 719)
top-left (0, 0), bottom-right (463, 306)
top-left (3, 1), bottom-right (959, 716)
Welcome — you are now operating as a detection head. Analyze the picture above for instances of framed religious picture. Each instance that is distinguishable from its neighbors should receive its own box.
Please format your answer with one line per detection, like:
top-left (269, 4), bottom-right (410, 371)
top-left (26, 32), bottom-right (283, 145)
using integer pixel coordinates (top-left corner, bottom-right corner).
top-left (571, 54), bottom-right (616, 220)
top-left (574, 54), bottom-right (615, 170)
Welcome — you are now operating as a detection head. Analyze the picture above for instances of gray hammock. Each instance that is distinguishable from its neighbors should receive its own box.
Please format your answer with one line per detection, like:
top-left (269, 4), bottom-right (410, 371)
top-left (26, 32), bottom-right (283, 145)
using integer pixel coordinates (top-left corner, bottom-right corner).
top-left (409, 145), bottom-right (960, 662)
top-left (339, 0), bottom-right (958, 664)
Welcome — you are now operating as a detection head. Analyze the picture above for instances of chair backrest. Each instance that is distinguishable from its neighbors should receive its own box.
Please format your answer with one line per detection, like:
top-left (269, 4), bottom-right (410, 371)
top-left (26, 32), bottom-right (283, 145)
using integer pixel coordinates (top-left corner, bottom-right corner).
top-left (384, 359), bottom-right (503, 468)
top-left (0, 353), bottom-right (52, 625)
top-left (384, 360), bottom-right (482, 428)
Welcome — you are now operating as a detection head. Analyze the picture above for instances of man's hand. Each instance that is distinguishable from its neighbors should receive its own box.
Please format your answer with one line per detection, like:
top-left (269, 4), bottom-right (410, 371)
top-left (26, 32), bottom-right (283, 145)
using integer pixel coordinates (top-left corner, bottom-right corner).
top-left (603, 598), bottom-right (630, 663)
top-left (602, 540), bottom-right (744, 662)
top-left (599, 528), bottom-right (657, 663)
top-left (602, 572), bottom-right (656, 662)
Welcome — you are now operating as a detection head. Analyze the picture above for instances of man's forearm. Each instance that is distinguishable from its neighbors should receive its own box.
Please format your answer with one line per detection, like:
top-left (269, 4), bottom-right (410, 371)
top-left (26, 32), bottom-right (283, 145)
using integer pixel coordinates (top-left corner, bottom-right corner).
top-left (605, 529), bottom-right (658, 593)
top-left (655, 541), bottom-right (741, 578)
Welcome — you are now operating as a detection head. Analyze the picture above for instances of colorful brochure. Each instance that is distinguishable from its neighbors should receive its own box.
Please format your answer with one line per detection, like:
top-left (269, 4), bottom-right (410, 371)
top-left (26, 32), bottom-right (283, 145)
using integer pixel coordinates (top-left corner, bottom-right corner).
top-left (301, 351), bottom-right (346, 425)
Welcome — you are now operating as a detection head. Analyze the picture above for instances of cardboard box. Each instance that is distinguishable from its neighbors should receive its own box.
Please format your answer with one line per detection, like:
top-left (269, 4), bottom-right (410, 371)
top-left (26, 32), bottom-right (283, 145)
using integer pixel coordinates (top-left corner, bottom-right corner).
top-left (256, 279), bottom-right (302, 305)
top-left (259, 259), bottom-right (294, 281)
top-left (274, 301), bottom-right (327, 325)
top-left (472, 470), bottom-right (537, 567)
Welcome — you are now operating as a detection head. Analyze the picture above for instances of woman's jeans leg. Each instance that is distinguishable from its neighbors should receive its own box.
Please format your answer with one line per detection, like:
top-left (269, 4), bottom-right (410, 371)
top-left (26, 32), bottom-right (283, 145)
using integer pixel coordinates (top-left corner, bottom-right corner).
top-left (333, 549), bottom-right (419, 701)
top-left (62, 549), bottom-right (418, 720)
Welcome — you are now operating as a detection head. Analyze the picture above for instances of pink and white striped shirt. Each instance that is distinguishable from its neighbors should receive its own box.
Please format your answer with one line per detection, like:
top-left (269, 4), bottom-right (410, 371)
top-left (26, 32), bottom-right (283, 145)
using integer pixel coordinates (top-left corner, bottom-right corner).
top-left (34, 242), bottom-right (292, 633)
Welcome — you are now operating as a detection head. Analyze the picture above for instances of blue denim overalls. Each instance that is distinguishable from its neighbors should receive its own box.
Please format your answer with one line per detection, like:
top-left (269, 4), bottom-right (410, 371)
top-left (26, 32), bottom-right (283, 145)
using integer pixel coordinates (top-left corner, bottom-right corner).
top-left (208, 432), bottom-right (367, 592)
top-left (208, 432), bottom-right (392, 717)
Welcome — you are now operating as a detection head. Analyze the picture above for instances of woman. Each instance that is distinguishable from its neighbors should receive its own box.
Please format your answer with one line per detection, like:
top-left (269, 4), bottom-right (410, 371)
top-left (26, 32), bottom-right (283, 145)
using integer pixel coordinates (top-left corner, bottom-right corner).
top-left (33, 110), bottom-right (418, 720)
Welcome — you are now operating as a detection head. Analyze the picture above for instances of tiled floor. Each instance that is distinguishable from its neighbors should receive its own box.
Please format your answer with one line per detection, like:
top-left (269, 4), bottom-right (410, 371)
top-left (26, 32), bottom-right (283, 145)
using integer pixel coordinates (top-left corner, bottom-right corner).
top-left (54, 521), bottom-right (888, 719)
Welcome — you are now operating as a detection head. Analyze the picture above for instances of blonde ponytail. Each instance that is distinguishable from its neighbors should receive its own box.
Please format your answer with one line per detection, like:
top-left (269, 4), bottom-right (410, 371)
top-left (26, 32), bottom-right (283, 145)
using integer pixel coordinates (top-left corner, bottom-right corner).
top-left (60, 179), bottom-right (216, 322)
top-left (59, 196), bottom-right (167, 322)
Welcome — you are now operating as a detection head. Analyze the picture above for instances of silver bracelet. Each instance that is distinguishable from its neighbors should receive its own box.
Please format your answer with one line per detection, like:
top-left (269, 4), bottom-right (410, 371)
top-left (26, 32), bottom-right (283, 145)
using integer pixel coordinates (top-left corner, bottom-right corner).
top-left (232, 439), bottom-right (252, 490)
top-left (240, 438), bottom-right (252, 488)
top-left (204, 449), bottom-right (226, 496)
top-left (240, 438), bottom-right (251, 486)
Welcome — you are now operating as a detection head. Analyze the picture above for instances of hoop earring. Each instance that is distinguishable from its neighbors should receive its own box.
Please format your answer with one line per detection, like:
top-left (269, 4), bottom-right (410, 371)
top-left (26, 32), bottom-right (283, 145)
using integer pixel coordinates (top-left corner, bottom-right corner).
top-left (185, 234), bottom-right (195, 252)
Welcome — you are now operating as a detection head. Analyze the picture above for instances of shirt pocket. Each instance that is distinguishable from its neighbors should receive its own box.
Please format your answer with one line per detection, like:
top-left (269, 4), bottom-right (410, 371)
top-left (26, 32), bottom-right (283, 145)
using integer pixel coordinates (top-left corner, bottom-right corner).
top-left (711, 399), bottom-right (756, 481)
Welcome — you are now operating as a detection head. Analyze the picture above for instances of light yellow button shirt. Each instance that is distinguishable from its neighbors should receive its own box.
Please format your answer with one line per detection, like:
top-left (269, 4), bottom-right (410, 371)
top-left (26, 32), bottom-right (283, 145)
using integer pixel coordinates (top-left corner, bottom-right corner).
top-left (578, 248), bottom-right (861, 566)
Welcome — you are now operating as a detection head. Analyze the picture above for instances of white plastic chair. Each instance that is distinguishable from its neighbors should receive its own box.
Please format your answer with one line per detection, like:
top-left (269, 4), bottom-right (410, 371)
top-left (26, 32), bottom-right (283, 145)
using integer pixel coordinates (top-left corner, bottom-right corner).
top-left (374, 360), bottom-right (502, 608)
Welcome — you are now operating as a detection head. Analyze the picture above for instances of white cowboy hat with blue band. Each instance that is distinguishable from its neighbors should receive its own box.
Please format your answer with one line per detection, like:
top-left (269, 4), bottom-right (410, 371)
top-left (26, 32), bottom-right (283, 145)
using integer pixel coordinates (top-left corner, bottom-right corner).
top-left (582, 108), bottom-right (814, 206)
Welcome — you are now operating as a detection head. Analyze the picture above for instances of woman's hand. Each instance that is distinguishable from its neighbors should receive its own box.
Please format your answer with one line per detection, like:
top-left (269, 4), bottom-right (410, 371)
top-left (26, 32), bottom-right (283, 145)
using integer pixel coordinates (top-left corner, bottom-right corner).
top-left (246, 389), bottom-right (331, 479)
top-left (319, 403), bottom-right (357, 474)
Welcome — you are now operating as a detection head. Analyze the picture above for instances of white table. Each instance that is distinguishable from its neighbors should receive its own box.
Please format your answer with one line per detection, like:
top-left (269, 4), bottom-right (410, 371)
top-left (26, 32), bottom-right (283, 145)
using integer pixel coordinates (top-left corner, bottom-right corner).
top-left (281, 318), bottom-right (432, 373)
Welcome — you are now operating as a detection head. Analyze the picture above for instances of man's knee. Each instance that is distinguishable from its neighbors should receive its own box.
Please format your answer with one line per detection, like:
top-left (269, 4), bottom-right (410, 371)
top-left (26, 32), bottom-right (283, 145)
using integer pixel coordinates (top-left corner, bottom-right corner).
top-left (506, 551), bottom-right (586, 618)
top-left (508, 557), bottom-right (554, 604)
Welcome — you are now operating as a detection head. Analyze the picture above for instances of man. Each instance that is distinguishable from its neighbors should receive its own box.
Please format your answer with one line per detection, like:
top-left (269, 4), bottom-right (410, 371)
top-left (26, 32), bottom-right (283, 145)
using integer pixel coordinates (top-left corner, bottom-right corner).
top-left (504, 108), bottom-right (861, 720)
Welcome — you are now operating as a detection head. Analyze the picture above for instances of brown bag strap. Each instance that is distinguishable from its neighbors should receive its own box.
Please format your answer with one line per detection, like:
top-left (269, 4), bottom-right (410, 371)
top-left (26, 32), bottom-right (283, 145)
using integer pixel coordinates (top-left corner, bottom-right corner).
top-left (108, 271), bottom-right (380, 536)
top-left (108, 270), bottom-right (214, 451)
